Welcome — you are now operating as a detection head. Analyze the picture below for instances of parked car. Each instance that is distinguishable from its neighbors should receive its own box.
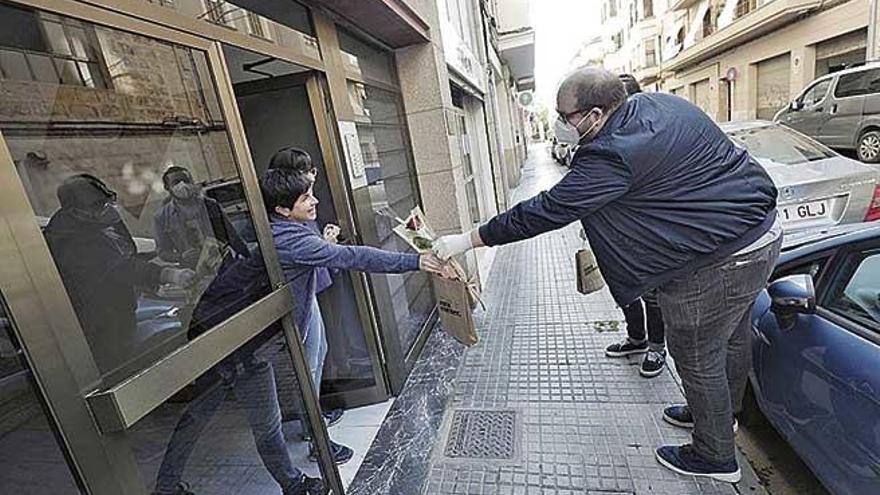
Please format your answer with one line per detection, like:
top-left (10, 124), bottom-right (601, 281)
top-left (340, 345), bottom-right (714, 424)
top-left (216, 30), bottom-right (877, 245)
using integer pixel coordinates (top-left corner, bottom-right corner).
top-left (749, 222), bottom-right (880, 495)
top-left (774, 63), bottom-right (880, 162)
top-left (721, 120), bottom-right (880, 231)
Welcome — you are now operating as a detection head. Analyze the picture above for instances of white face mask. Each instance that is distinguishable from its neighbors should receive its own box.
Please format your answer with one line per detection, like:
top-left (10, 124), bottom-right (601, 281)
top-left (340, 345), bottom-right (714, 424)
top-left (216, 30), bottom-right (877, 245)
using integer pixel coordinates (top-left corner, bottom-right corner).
top-left (554, 108), bottom-right (602, 146)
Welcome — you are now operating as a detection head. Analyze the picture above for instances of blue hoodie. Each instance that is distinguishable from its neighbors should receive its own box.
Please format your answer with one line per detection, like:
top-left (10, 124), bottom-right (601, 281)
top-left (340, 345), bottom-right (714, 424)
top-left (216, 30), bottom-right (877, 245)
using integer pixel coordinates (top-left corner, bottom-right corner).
top-left (270, 217), bottom-right (420, 336)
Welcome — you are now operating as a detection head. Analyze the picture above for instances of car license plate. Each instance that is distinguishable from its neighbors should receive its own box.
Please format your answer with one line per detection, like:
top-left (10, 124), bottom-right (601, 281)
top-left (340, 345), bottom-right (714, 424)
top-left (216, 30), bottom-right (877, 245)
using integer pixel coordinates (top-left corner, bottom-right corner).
top-left (780, 200), bottom-right (830, 223)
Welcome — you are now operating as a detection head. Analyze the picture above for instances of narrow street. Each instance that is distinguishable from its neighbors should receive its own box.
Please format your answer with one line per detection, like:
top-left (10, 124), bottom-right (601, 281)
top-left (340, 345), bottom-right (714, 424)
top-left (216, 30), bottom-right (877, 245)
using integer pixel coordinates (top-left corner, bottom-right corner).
top-left (352, 146), bottom-right (828, 494)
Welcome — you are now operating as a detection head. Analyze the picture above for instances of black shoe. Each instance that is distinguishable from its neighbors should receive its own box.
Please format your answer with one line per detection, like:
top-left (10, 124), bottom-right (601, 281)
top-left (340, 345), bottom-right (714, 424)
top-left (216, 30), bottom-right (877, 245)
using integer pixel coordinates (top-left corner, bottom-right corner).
top-left (309, 440), bottom-right (354, 465)
top-left (285, 475), bottom-right (327, 495)
top-left (323, 408), bottom-right (344, 427)
top-left (152, 481), bottom-right (195, 495)
top-left (605, 339), bottom-right (648, 357)
top-left (640, 350), bottom-right (666, 378)
top-left (663, 404), bottom-right (739, 432)
top-left (656, 444), bottom-right (741, 483)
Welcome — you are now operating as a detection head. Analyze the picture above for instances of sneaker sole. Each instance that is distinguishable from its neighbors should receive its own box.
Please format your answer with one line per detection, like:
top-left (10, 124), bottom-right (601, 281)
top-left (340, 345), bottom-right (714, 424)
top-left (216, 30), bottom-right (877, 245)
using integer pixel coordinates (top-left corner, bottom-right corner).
top-left (308, 454), bottom-right (353, 466)
top-left (605, 348), bottom-right (648, 358)
top-left (655, 450), bottom-right (742, 483)
top-left (662, 414), bottom-right (739, 433)
top-left (640, 366), bottom-right (665, 378)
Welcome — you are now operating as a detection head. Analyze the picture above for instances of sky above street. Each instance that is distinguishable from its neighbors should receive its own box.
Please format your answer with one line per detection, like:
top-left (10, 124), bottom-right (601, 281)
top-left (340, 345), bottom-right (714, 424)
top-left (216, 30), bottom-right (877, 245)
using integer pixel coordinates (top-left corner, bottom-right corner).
top-left (533, 0), bottom-right (603, 109)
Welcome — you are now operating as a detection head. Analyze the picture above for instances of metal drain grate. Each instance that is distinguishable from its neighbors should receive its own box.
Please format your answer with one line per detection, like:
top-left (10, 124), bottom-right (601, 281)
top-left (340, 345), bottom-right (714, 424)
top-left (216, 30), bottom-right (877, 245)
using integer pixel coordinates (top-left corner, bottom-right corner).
top-left (444, 410), bottom-right (516, 459)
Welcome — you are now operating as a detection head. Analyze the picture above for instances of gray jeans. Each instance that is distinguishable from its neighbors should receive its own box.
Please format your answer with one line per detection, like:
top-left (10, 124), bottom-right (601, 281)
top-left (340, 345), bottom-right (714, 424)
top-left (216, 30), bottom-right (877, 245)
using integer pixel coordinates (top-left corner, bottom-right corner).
top-left (658, 236), bottom-right (782, 464)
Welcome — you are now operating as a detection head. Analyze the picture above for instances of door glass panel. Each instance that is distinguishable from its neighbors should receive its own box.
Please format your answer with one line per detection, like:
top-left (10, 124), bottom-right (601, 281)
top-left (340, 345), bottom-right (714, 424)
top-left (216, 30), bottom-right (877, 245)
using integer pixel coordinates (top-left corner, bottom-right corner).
top-left (0, 295), bottom-right (81, 494)
top-left (341, 30), bottom-right (435, 357)
top-left (224, 44), bottom-right (379, 397)
top-left (140, 0), bottom-right (321, 61)
top-left (128, 280), bottom-right (326, 494)
top-left (824, 250), bottom-right (880, 330)
top-left (0, 3), bottom-right (271, 383)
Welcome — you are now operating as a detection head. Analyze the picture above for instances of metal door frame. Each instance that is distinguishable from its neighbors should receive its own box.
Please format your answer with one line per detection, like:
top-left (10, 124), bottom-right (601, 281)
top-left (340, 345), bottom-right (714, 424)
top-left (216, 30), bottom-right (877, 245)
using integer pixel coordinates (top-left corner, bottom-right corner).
top-left (0, 0), bottom-right (344, 493)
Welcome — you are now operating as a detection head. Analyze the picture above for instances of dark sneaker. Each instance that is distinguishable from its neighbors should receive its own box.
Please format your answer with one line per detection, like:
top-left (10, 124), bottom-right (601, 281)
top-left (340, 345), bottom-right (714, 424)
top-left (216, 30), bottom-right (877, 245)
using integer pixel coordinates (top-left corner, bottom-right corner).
top-left (152, 481), bottom-right (195, 495)
top-left (655, 444), bottom-right (741, 483)
top-left (285, 475), bottom-right (326, 495)
top-left (323, 408), bottom-right (344, 427)
top-left (640, 350), bottom-right (666, 378)
top-left (309, 440), bottom-right (354, 465)
top-left (605, 339), bottom-right (648, 357)
top-left (663, 404), bottom-right (739, 432)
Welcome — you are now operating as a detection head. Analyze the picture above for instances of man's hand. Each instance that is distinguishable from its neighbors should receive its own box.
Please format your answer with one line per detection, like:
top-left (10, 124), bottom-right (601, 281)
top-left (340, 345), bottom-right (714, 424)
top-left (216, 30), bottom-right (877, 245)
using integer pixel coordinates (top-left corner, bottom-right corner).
top-left (323, 224), bottom-right (341, 244)
top-left (433, 232), bottom-right (474, 260)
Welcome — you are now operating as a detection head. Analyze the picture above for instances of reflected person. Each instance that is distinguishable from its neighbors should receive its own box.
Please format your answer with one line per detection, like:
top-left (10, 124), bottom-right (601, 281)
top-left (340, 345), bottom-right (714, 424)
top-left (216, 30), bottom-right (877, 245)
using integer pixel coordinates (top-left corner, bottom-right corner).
top-left (154, 166), bottom-right (249, 270)
top-left (152, 248), bottom-right (326, 495)
top-left (44, 174), bottom-right (194, 373)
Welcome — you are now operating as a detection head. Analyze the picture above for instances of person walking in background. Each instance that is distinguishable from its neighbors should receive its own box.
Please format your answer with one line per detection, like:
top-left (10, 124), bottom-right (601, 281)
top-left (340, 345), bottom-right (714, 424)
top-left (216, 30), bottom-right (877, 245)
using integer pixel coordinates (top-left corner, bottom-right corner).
top-left (433, 67), bottom-right (781, 484)
top-left (603, 74), bottom-right (667, 378)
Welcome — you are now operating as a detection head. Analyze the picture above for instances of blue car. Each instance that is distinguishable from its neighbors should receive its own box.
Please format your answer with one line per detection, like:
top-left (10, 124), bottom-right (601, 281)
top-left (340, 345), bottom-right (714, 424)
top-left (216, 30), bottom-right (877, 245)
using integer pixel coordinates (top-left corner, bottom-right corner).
top-left (750, 223), bottom-right (880, 495)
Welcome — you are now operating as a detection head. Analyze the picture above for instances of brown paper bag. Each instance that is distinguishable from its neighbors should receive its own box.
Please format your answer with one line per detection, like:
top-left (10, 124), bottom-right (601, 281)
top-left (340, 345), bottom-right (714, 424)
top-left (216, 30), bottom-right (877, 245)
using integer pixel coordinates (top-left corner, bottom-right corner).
top-left (576, 248), bottom-right (605, 295)
top-left (432, 275), bottom-right (479, 346)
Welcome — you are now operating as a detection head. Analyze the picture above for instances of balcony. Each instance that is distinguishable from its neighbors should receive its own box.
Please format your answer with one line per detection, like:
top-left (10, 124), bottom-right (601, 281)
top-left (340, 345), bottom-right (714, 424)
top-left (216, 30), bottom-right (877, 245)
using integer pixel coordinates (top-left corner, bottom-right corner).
top-left (498, 27), bottom-right (536, 89)
top-left (664, 0), bottom-right (823, 72)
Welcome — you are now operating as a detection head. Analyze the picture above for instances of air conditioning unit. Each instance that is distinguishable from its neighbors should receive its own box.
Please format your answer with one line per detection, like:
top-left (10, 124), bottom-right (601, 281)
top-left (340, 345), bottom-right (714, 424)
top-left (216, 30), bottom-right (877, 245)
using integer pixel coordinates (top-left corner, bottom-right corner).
top-left (517, 90), bottom-right (534, 108)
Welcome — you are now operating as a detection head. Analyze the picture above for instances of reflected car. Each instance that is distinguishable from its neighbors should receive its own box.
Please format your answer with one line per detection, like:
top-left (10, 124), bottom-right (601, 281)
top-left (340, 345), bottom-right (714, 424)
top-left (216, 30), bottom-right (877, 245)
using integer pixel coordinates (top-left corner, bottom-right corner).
top-left (722, 121), bottom-right (880, 231)
top-left (750, 222), bottom-right (880, 495)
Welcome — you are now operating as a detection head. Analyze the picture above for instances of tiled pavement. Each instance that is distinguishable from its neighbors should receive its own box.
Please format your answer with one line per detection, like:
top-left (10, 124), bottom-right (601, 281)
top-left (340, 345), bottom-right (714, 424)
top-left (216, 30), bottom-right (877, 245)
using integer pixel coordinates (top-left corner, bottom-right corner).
top-left (418, 146), bottom-right (767, 495)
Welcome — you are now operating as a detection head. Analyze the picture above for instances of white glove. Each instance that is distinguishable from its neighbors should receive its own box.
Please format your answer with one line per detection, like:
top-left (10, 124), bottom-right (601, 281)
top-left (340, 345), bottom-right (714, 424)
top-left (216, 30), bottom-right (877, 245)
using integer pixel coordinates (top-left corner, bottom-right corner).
top-left (433, 232), bottom-right (473, 261)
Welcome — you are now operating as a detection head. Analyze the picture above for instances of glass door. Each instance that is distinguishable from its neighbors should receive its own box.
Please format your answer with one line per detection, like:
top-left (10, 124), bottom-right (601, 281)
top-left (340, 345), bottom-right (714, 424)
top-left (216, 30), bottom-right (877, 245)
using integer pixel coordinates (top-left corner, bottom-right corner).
top-left (0, 1), bottom-right (342, 493)
top-left (222, 43), bottom-right (391, 409)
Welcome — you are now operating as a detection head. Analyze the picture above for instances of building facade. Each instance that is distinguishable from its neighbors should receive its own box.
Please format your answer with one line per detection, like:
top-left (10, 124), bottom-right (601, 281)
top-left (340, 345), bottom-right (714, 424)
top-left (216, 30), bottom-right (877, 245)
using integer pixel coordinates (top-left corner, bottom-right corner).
top-left (0, 0), bottom-right (531, 494)
top-left (659, 0), bottom-right (869, 121)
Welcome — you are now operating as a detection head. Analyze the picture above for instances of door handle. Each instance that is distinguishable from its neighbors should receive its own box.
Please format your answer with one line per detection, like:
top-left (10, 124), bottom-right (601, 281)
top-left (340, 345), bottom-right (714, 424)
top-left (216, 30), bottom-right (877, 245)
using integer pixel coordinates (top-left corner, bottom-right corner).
top-left (830, 104), bottom-right (838, 114)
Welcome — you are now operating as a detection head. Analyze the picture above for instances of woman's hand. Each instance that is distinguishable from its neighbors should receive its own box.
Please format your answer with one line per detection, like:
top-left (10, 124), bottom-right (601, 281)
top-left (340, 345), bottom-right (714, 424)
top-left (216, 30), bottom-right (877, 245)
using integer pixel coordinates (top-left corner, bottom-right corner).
top-left (323, 224), bottom-right (341, 244)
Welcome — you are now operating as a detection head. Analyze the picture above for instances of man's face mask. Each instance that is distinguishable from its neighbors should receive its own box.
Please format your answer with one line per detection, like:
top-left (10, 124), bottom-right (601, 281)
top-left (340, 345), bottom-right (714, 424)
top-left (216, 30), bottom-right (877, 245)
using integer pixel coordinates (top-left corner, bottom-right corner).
top-left (170, 181), bottom-right (198, 201)
top-left (554, 107), bottom-right (603, 147)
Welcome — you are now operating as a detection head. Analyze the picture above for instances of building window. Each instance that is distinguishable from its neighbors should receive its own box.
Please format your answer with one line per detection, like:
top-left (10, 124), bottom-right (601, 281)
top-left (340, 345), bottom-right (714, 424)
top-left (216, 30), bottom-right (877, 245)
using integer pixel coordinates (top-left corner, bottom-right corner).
top-left (735, 0), bottom-right (756, 18)
top-left (645, 39), bottom-right (657, 67)
top-left (702, 8), bottom-right (714, 38)
top-left (676, 26), bottom-right (686, 45)
top-left (612, 32), bottom-right (624, 50)
top-left (0, 11), bottom-right (109, 89)
top-left (245, 11), bottom-right (266, 38)
top-left (608, 0), bottom-right (618, 17)
top-left (202, 0), bottom-right (234, 27)
top-left (643, 0), bottom-right (654, 19)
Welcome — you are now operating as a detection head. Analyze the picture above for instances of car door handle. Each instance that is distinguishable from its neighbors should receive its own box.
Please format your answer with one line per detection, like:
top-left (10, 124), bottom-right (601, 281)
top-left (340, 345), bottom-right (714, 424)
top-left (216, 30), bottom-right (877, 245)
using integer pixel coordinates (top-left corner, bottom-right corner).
top-left (830, 103), bottom-right (838, 114)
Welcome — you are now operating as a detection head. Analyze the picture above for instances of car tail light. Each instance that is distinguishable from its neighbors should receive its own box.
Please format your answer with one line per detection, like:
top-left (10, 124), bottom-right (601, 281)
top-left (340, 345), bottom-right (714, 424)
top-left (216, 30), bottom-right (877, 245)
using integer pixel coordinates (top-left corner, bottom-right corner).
top-left (866, 185), bottom-right (880, 222)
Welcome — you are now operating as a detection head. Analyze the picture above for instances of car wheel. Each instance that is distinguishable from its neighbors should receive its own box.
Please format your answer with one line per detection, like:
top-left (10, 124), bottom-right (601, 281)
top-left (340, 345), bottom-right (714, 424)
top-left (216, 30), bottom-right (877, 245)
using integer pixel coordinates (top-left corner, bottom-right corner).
top-left (857, 130), bottom-right (880, 163)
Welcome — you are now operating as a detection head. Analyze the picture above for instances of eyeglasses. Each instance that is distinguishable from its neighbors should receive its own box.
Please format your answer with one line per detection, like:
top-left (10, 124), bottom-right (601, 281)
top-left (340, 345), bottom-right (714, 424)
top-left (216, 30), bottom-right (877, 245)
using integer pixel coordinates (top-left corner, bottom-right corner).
top-left (556, 107), bottom-right (591, 125)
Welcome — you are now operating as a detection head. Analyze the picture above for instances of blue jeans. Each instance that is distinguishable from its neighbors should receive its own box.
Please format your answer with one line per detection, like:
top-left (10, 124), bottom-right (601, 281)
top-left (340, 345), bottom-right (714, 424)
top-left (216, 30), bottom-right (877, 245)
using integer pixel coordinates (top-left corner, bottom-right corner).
top-left (658, 237), bottom-right (781, 464)
top-left (154, 358), bottom-right (303, 494)
top-left (302, 297), bottom-right (328, 399)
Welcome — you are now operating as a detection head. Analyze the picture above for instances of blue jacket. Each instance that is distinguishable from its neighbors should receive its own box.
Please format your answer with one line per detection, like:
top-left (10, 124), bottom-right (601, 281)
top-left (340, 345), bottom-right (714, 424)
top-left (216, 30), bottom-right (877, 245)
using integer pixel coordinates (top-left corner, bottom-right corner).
top-left (270, 217), bottom-right (420, 335)
top-left (480, 93), bottom-right (778, 306)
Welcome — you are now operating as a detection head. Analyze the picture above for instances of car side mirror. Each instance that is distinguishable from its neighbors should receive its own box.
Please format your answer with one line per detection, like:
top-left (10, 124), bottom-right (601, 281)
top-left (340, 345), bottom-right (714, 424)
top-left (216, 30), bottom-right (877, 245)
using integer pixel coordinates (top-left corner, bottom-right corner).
top-left (790, 100), bottom-right (804, 111)
top-left (769, 274), bottom-right (816, 315)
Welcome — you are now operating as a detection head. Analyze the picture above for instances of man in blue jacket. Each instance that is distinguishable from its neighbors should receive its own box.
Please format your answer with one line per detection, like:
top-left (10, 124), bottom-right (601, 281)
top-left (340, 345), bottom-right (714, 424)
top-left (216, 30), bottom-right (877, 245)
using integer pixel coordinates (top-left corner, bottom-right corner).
top-left (434, 67), bottom-right (782, 483)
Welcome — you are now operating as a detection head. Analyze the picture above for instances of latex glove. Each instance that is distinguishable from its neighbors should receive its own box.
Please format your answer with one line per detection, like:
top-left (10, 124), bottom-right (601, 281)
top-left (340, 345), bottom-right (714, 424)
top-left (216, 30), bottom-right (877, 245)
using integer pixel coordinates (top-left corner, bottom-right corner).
top-left (161, 267), bottom-right (196, 287)
top-left (323, 224), bottom-right (341, 244)
top-left (433, 232), bottom-right (473, 261)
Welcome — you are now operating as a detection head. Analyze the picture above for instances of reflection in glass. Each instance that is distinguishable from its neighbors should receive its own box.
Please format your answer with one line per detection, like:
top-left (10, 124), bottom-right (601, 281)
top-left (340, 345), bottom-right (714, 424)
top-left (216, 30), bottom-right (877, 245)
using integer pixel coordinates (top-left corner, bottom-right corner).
top-left (0, 3), bottom-right (268, 380)
top-left (130, 253), bottom-right (324, 494)
top-left (0, 296), bottom-right (81, 494)
top-left (345, 66), bottom-right (435, 355)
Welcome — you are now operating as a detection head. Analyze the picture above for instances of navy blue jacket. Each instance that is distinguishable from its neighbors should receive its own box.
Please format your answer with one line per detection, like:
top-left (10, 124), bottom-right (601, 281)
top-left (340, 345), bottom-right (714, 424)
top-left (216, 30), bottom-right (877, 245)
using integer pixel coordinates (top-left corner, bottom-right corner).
top-left (480, 93), bottom-right (778, 306)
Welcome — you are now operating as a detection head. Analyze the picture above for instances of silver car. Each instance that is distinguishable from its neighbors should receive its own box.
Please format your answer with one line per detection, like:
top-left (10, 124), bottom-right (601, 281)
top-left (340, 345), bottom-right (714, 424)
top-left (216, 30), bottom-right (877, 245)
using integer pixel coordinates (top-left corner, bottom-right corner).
top-left (721, 120), bottom-right (880, 232)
